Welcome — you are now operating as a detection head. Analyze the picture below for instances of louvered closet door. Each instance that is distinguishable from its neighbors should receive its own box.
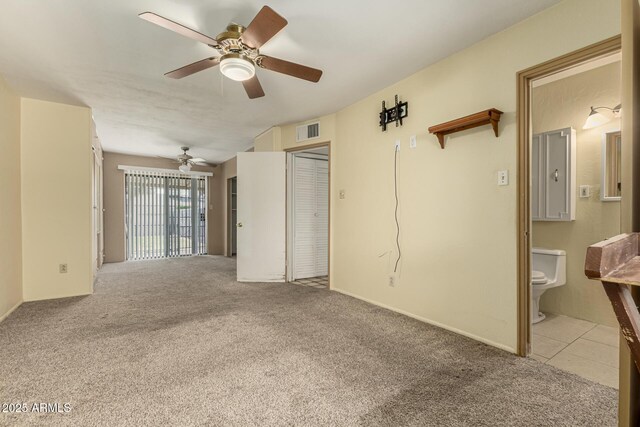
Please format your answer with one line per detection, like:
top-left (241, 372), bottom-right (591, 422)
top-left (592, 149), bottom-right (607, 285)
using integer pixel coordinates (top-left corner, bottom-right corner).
top-left (293, 156), bottom-right (328, 279)
top-left (315, 160), bottom-right (328, 276)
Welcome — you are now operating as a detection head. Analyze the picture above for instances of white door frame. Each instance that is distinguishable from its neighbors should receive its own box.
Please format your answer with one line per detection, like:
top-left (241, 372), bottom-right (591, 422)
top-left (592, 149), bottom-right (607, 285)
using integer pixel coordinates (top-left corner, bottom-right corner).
top-left (285, 143), bottom-right (331, 285)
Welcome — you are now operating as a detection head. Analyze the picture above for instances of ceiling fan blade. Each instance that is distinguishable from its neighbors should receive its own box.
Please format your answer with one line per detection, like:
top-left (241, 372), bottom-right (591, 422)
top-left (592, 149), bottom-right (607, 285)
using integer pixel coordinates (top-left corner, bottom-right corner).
top-left (165, 57), bottom-right (220, 79)
top-left (242, 75), bottom-right (265, 99)
top-left (240, 6), bottom-right (287, 49)
top-left (190, 158), bottom-right (207, 164)
top-left (139, 12), bottom-right (219, 47)
top-left (155, 155), bottom-right (181, 163)
top-left (258, 56), bottom-right (322, 83)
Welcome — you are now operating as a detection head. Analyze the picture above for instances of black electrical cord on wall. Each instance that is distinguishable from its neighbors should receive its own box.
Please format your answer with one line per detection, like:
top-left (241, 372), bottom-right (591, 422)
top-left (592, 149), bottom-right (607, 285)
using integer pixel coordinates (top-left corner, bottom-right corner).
top-left (393, 147), bottom-right (401, 273)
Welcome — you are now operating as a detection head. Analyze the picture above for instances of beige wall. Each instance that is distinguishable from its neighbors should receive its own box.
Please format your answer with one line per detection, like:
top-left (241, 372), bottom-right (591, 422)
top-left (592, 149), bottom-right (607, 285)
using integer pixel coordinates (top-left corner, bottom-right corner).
top-left (21, 98), bottom-right (93, 301)
top-left (258, 0), bottom-right (620, 352)
top-left (209, 156), bottom-right (237, 256)
top-left (532, 63), bottom-right (620, 326)
top-left (102, 152), bottom-right (217, 262)
top-left (0, 76), bottom-right (22, 320)
top-left (256, 114), bottom-right (336, 152)
top-left (254, 128), bottom-right (282, 152)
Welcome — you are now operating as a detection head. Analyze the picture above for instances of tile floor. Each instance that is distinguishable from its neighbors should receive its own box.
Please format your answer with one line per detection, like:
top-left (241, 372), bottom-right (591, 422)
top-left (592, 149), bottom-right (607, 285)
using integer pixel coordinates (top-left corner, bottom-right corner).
top-left (531, 314), bottom-right (619, 389)
top-left (289, 276), bottom-right (328, 289)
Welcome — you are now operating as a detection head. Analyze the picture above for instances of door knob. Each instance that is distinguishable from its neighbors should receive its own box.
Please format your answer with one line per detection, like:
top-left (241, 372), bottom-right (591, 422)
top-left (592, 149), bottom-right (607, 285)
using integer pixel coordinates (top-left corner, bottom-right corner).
top-left (553, 169), bottom-right (559, 182)
top-left (237, 222), bottom-right (243, 228)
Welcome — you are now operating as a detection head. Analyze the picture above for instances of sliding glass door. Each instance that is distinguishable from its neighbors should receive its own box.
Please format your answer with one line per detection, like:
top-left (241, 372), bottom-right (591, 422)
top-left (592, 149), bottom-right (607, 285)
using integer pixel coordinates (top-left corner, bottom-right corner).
top-left (125, 171), bottom-right (207, 260)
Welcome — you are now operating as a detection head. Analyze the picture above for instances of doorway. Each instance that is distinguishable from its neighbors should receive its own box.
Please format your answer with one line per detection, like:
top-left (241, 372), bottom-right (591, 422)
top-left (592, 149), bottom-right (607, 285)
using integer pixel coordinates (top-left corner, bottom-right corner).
top-left (286, 145), bottom-right (330, 288)
top-left (124, 171), bottom-right (209, 260)
top-left (516, 35), bottom-right (622, 358)
top-left (227, 177), bottom-right (237, 257)
top-left (527, 51), bottom-right (621, 387)
top-left (92, 146), bottom-right (104, 275)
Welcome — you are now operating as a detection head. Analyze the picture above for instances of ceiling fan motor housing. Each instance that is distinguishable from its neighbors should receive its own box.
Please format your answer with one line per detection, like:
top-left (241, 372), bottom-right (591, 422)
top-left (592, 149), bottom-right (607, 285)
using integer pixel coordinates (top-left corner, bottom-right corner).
top-left (178, 147), bottom-right (192, 162)
top-left (216, 24), bottom-right (249, 53)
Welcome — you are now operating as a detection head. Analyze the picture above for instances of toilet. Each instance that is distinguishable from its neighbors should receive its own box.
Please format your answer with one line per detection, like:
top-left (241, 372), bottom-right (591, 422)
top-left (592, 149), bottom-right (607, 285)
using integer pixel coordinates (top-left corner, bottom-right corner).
top-left (531, 248), bottom-right (567, 324)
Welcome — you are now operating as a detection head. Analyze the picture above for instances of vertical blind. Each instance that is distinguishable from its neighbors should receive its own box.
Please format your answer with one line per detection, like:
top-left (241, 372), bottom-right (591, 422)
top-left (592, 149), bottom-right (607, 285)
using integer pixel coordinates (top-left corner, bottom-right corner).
top-left (125, 170), bottom-right (207, 260)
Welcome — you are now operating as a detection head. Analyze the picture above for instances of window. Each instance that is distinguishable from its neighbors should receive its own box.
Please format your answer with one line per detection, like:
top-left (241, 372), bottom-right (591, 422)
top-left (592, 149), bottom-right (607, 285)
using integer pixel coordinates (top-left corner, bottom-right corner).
top-left (125, 170), bottom-right (207, 260)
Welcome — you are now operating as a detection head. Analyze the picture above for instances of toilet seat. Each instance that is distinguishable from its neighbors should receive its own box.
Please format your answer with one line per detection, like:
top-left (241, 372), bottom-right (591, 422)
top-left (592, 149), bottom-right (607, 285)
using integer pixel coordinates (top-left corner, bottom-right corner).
top-left (532, 270), bottom-right (548, 285)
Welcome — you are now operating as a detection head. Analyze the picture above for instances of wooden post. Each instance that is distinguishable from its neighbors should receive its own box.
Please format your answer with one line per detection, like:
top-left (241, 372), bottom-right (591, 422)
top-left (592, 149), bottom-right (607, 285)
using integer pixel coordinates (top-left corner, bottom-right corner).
top-left (602, 281), bottom-right (640, 372)
top-left (585, 234), bottom-right (640, 376)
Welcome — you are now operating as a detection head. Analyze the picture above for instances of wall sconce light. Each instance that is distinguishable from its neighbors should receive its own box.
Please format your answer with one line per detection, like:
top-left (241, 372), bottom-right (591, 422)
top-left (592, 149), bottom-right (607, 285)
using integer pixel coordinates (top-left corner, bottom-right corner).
top-left (583, 104), bottom-right (622, 129)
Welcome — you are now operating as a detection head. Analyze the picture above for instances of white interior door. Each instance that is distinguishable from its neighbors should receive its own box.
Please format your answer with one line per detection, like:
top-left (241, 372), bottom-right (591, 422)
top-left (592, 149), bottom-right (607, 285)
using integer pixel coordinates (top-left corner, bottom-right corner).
top-left (236, 152), bottom-right (286, 282)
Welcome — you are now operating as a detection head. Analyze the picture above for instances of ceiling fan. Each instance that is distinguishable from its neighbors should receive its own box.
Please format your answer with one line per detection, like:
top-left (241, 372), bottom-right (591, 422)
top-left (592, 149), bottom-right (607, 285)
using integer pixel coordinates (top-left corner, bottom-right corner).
top-left (172, 147), bottom-right (207, 173)
top-left (139, 5), bottom-right (323, 99)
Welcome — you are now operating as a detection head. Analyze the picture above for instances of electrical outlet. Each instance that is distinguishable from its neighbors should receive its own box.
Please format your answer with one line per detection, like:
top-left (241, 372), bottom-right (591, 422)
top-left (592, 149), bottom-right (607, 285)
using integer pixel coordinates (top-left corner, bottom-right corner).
top-left (410, 135), bottom-right (417, 149)
top-left (59, 264), bottom-right (68, 274)
top-left (394, 140), bottom-right (401, 151)
top-left (388, 276), bottom-right (395, 287)
top-left (339, 190), bottom-right (346, 199)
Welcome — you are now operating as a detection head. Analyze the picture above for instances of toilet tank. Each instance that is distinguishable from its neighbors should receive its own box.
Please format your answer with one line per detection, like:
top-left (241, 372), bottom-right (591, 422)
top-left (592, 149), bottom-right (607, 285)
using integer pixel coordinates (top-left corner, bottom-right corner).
top-left (532, 248), bottom-right (566, 285)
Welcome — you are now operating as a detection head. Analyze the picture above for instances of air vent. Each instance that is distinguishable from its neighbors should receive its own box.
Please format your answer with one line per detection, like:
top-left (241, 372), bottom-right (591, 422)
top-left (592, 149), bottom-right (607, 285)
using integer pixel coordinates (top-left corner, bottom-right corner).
top-left (296, 122), bottom-right (320, 142)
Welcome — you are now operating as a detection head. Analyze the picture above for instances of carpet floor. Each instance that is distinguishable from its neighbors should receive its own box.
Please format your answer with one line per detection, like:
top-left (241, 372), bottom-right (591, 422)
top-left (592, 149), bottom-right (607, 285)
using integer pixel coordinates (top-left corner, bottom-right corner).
top-left (0, 256), bottom-right (617, 426)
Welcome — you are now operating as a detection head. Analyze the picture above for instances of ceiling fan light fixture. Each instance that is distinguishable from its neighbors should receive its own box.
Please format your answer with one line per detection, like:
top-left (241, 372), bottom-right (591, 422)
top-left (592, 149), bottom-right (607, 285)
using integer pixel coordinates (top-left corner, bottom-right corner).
top-left (179, 163), bottom-right (192, 173)
top-left (219, 54), bottom-right (255, 81)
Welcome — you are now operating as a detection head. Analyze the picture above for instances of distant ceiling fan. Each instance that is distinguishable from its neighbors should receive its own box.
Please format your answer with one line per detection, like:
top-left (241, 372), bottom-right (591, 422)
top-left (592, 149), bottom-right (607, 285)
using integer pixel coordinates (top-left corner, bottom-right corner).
top-left (172, 147), bottom-right (207, 173)
top-left (139, 5), bottom-right (323, 99)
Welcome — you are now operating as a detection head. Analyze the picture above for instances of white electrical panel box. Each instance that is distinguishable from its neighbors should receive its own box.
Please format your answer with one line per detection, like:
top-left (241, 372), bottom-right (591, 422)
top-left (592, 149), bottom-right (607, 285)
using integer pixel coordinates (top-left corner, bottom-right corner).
top-left (532, 127), bottom-right (576, 221)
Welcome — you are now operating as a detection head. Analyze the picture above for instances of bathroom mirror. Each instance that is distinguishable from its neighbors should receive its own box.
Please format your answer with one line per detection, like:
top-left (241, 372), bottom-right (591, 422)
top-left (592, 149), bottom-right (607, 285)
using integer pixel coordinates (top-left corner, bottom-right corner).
top-left (601, 130), bottom-right (621, 201)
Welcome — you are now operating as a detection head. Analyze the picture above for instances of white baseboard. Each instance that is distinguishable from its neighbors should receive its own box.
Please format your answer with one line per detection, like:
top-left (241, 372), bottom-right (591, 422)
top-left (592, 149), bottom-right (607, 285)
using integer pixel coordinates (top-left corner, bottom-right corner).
top-left (0, 300), bottom-right (22, 324)
top-left (24, 291), bottom-right (92, 303)
top-left (332, 287), bottom-right (516, 354)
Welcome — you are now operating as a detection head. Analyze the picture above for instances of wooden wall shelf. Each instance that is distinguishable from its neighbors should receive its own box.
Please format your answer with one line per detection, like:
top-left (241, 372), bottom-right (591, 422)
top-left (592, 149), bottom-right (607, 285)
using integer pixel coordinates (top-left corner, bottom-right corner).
top-left (428, 108), bottom-right (503, 149)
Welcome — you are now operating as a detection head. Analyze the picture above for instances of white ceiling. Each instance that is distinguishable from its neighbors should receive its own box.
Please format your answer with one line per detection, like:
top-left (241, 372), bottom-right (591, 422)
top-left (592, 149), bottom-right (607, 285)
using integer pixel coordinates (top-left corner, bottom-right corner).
top-left (0, 0), bottom-right (561, 164)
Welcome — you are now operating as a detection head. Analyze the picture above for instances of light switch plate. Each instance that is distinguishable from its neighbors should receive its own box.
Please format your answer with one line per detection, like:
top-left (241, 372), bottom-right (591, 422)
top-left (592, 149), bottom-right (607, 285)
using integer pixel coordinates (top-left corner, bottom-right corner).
top-left (579, 185), bottom-right (590, 198)
top-left (409, 135), bottom-right (417, 148)
top-left (497, 170), bottom-right (509, 186)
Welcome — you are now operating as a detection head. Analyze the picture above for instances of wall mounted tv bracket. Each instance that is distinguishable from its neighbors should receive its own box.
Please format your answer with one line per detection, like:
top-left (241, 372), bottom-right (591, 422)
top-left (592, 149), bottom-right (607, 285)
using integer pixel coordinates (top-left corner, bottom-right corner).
top-left (379, 95), bottom-right (408, 131)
